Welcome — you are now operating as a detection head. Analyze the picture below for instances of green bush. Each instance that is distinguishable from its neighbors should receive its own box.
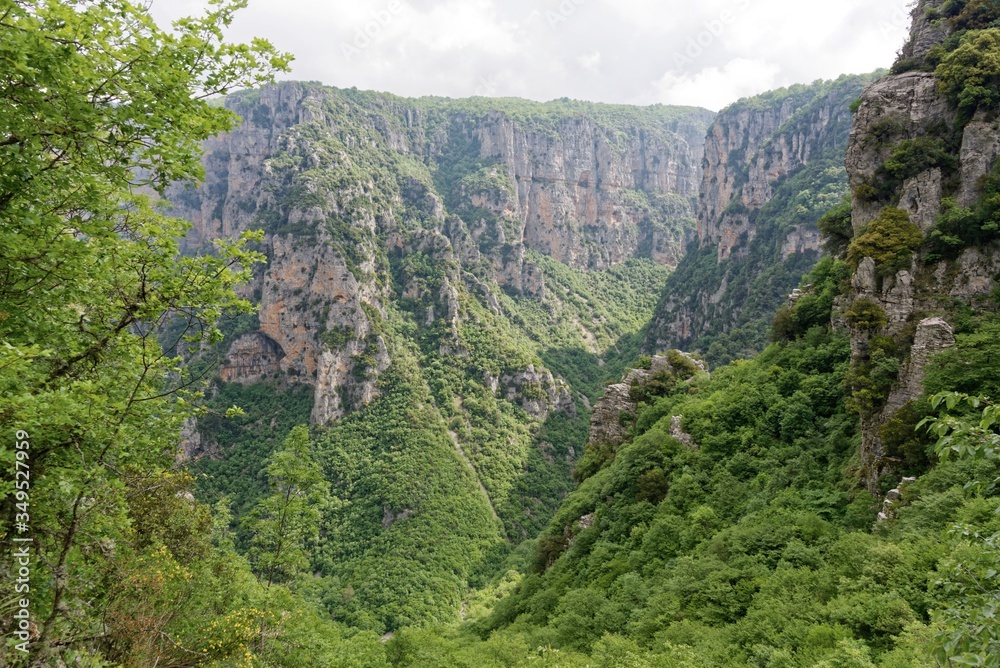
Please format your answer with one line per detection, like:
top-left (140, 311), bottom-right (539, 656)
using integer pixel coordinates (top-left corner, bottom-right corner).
top-left (926, 162), bottom-right (1000, 257)
top-left (936, 28), bottom-right (1000, 118)
top-left (843, 298), bottom-right (889, 331)
top-left (861, 137), bottom-right (957, 203)
top-left (949, 0), bottom-right (1000, 30)
top-left (818, 198), bottom-right (854, 258)
top-left (847, 208), bottom-right (923, 277)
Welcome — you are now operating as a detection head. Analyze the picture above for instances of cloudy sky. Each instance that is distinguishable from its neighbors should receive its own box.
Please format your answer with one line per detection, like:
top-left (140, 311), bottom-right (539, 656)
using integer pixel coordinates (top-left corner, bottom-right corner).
top-left (152, 0), bottom-right (914, 112)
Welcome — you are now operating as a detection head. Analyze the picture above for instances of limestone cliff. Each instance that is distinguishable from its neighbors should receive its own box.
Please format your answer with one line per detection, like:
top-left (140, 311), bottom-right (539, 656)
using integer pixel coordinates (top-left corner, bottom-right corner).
top-left (842, 0), bottom-right (1000, 489)
top-left (170, 85), bottom-right (713, 426)
top-left (171, 85), bottom-right (716, 555)
top-left (646, 74), bottom-right (878, 364)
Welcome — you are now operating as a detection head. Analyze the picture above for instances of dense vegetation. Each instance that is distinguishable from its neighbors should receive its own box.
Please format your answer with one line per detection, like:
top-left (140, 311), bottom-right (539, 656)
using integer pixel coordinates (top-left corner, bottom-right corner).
top-left (646, 74), bottom-right (879, 367)
top-left (0, 1), bottom-right (388, 665)
top-left (373, 276), bottom-right (1000, 667)
top-left (6, 0), bottom-right (1000, 665)
top-left (176, 60), bottom-right (709, 632)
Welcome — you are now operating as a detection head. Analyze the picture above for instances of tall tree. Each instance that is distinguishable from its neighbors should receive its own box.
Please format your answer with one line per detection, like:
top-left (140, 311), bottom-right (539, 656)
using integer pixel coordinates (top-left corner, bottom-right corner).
top-left (0, 0), bottom-right (290, 663)
top-left (246, 425), bottom-right (331, 588)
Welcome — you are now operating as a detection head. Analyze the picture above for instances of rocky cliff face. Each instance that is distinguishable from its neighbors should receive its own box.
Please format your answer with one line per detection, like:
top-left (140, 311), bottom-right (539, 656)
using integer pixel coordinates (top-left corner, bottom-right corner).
top-left (169, 85), bottom-right (718, 567)
top-left (697, 92), bottom-right (814, 261)
top-left (472, 112), bottom-right (707, 270)
top-left (647, 75), bottom-right (877, 363)
top-left (843, 0), bottom-right (1000, 489)
top-left (170, 85), bottom-right (713, 426)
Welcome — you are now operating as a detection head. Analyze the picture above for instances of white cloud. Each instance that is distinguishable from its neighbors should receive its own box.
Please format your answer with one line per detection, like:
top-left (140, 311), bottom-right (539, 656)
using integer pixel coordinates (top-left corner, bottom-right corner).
top-left (578, 50), bottom-right (602, 73)
top-left (654, 58), bottom-right (781, 111)
top-left (149, 0), bottom-right (913, 109)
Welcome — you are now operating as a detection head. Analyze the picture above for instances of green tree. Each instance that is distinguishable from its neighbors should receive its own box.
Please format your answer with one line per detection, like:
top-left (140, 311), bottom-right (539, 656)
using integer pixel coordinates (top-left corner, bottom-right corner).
top-left (921, 393), bottom-right (1000, 666)
top-left (936, 28), bottom-right (1000, 118)
top-left (818, 199), bottom-right (854, 259)
top-left (246, 425), bottom-right (331, 587)
top-left (846, 207), bottom-right (923, 277)
top-left (0, 0), bottom-right (289, 663)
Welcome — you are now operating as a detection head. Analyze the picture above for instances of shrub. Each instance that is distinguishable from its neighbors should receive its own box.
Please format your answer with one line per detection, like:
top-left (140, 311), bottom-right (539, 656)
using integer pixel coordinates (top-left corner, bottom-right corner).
top-left (864, 137), bottom-right (957, 202)
top-left (880, 137), bottom-right (957, 184)
top-left (891, 57), bottom-right (933, 75)
top-left (818, 199), bottom-right (854, 258)
top-left (847, 208), bottom-right (923, 277)
top-left (844, 299), bottom-right (889, 331)
top-left (926, 163), bottom-right (1000, 257)
top-left (936, 28), bottom-right (1000, 118)
top-left (949, 0), bottom-right (1000, 30)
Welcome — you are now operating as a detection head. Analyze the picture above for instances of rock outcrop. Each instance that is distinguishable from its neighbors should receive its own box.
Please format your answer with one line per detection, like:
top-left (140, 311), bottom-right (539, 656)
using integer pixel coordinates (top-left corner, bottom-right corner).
top-left (219, 332), bottom-right (285, 383)
top-left (647, 74), bottom-right (876, 360)
top-left (586, 352), bottom-right (705, 452)
top-left (843, 1), bottom-right (1000, 489)
top-left (169, 84), bottom-right (715, 427)
top-left (500, 365), bottom-right (575, 421)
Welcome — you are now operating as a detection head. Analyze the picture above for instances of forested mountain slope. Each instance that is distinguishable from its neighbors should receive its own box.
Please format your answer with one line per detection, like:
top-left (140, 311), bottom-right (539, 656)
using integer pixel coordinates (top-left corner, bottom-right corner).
top-left (646, 73), bottom-right (879, 366)
top-left (168, 87), bottom-right (716, 629)
top-left (376, 1), bottom-right (1000, 664)
top-left (9, 0), bottom-right (1000, 665)
top-left (167, 69), bottom-right (907, 630)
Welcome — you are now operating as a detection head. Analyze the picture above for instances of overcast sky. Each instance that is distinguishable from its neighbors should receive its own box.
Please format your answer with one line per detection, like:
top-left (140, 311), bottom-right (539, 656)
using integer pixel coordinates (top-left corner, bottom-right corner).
top-left (151, 0), bottom-right (914, 112)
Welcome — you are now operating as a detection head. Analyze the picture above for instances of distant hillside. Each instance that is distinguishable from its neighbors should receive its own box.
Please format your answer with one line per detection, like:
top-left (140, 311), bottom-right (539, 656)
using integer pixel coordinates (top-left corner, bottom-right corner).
top-left (646, 73), bottom-right (881, 366)
top-left (168, 84), bottom-right (715, 629)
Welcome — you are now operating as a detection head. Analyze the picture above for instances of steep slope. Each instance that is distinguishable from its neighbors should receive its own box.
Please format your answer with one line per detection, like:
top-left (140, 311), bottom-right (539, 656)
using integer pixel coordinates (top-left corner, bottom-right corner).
top-left (839, 0), bottom-right (1000, 492)
top-left (647, 74), bottom-right (879, 366)
top-left (409, 4), bottom-right (1000, 666)
top-left (169, 84), bottom-right (714, 629)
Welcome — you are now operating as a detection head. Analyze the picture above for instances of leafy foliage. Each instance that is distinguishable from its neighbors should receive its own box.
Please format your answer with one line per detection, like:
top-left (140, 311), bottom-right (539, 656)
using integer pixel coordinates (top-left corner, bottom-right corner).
top-left (858, 137), bottom-right (958, 204)
top-left (936, 28), bottom-right (1000, 119)
top-left (920, 393), bottom-right (1000, 666)
top-left (245, 426), bottom-right (331, 587)
top-left (818, 198), bottom-right (855, 259)
top-left (0, 1), bottom-right (394, 665)
top-left (926, 161), bottom-right (1000, 258)
top-left (770, 258), bottom-right (851, 343)
top-left (846, 208), bottom-right (924, 277)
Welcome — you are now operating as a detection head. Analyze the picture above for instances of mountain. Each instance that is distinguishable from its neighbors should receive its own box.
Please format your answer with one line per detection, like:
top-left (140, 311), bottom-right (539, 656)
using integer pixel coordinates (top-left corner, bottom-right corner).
top-left (167, 86), bottom-right (716, 629)
top-left (167, 72), bottom-right (898, 633)
top-left (646, 73), bottom-right (880, 366)
top-left (395, 1), bottom-right (1000, 664)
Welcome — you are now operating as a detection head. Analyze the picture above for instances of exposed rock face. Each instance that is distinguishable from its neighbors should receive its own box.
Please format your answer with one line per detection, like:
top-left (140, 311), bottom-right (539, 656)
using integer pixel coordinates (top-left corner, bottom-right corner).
top-left (697, 94), bottom-right (808, 257)
top-left (473, 112), bottom-right (710, 270)
top-left (669, 415), bottom-right (697, 451)
top-left (781, 227), bottom-right (823, 259)
top-left (586, 353), bottom-right (705, 452)
top-left (586, 382), bottom-right (634, 452)
top-left (884, 318), bottom-right (955, 416)
top-left (846, 72), bottom-right (954, 232)
top-left (381, 507), bottom-right (414, 530)
top-left (647, 75), bottom-right (875, 359)
top-left (173, 83), bottom-right (313, 254)
top-left (500, 365), bottom-right (576, 421)
top-left (898, 0), bottom-right (949, 62)
top-left (219, 332), bottom-right (285, 383)
top-left (844, 7), bottom-right (1000, 489)
top-left (958, 114), bottom-right (1000, 208)
top-left (876, 477), bottom-right (917, 525)
top-left (178, 417), bottom-right (205, 462)
top-left (170, 84), bottom-right (714, 427)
